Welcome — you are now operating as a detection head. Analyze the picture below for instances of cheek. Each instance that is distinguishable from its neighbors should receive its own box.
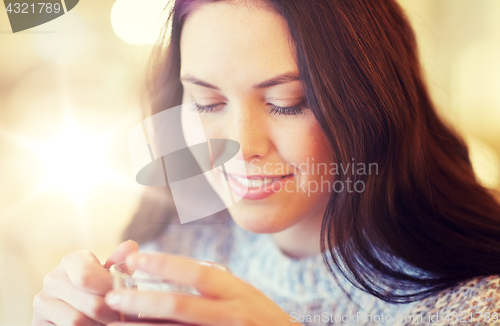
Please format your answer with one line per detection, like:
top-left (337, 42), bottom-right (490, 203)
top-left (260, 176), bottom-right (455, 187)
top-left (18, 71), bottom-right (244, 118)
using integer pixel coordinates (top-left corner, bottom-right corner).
top-left (181, 102), bottom-right (208, 147)
top-left (273, 119), bottom-right (332, 172)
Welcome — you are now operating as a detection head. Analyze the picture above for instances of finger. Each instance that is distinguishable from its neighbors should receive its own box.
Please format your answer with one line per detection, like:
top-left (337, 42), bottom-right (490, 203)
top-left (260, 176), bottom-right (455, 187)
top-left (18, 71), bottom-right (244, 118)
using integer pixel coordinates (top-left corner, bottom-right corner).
top-left (33, 291), bottom-right (98, 326)
top-left (31, 317), bottom-right (56, 326)
top-left (62, 251), bottom-right (113, 294)
top-left (64, 293), bottom-right (120, 324)
top-left (104, 240), bottom-right (139, 269)
top-left (126, 253), bottom-right (252, 298)
top-left (105, 290), bottom-right (231, 326)
top-left (31, 313), bottom-right (56, 326)
top-left (44, 268), bottom-right (120, 324)
top-left (35, 322), bottom-right (56, 326)
top-left (109, 323), bottom-right (191, 326)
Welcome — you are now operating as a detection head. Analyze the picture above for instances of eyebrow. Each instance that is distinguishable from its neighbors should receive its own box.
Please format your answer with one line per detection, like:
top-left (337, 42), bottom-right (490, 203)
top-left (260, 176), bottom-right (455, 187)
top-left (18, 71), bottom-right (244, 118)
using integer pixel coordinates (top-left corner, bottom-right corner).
top-left (180, 73), bottom-right (301, 90)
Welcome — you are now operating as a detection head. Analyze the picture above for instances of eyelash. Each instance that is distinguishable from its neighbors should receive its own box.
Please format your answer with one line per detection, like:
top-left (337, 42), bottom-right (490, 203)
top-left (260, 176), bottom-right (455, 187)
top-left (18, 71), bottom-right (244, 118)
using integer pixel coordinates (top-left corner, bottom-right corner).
top-left (195, 103), bottom-right (220, 113)
top-left (194, 102), bottom-right (308, 116)
top-left (269, 103), bottom-right (306, 116)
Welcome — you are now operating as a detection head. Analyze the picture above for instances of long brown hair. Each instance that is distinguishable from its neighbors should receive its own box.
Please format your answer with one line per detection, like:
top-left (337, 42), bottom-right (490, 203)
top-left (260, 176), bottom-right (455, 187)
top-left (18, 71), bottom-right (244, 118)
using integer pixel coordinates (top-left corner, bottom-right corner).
top-left (124, 0), bottom-right (500, 303)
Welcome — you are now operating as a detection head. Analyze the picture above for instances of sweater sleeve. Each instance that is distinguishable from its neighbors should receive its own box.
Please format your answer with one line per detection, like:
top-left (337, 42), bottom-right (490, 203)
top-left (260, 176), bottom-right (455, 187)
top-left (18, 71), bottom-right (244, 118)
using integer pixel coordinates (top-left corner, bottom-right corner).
top-left (394, 275), bottom-right (500, 326)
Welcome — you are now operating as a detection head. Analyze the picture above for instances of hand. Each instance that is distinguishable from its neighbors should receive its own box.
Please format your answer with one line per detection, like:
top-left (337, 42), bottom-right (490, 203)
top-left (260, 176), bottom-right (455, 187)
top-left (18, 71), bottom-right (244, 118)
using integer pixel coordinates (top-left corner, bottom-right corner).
top-left (32, 240), bottom-right (139, 326)
top-left (105, 252), bottom-right (299, 326)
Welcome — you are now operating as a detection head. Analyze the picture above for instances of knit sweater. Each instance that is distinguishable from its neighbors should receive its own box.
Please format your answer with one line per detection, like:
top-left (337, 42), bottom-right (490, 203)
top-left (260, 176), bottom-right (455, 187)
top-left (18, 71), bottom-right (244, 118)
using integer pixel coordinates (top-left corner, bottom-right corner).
top-left (140, 212), bottom-right (500, 326)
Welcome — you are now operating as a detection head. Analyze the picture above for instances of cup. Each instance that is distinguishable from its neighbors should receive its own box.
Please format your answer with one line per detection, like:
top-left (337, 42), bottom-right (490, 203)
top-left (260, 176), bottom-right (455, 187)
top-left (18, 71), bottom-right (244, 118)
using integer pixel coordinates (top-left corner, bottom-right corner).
top-left (109, 258), bottom-right (230, 323)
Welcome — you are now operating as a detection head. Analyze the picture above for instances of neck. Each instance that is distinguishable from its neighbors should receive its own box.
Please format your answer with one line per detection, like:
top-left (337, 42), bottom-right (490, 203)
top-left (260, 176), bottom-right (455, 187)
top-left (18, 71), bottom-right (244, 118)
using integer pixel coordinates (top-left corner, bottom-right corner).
top-left (271, 205), bottom-right (325, 259)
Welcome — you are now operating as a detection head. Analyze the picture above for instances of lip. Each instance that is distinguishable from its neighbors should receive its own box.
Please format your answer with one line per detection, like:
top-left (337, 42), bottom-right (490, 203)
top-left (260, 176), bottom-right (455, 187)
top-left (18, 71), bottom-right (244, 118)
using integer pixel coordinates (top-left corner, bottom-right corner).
top-left (227, 173), bottom-right (292, 180)
top-left (225, 172), bottom-right (294, 200)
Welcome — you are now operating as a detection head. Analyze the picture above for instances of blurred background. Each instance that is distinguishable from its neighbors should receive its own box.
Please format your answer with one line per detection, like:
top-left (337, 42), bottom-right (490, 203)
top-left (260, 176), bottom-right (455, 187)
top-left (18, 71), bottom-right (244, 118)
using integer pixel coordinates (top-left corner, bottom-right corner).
top-left (0, 0), bottom-right (499, 324)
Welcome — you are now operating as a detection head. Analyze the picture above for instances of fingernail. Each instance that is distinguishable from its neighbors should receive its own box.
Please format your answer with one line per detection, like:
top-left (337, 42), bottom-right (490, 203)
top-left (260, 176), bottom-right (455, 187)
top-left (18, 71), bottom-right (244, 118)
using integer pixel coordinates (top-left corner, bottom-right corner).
top-left (106, 293), bottom-right (121, 306)
top-left (126, 253), bottom-right (136, 266)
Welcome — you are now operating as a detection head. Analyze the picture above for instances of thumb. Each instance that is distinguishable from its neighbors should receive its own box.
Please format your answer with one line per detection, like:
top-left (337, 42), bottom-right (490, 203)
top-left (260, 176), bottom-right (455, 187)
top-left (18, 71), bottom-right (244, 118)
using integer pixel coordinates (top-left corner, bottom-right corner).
top-left (104, 240), bottom-right (139, 269)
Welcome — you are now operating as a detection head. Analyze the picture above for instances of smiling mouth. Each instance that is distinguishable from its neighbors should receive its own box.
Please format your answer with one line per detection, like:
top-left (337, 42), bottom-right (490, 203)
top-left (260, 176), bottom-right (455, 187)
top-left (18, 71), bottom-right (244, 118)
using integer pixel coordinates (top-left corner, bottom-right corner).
top-left (228, 174), bottom-right (292, 188)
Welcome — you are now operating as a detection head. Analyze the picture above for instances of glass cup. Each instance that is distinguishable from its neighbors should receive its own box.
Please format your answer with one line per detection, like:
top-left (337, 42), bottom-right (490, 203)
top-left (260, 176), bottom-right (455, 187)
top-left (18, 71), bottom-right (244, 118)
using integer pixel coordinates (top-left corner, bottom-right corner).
top-left (109, 258), bottom-right (230, 323)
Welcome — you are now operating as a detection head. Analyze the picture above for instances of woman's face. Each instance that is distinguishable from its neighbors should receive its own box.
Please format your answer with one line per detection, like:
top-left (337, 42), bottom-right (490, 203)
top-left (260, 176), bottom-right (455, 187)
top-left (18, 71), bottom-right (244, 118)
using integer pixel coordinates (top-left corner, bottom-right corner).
top-left (180, 1), bottom-right (334, 233)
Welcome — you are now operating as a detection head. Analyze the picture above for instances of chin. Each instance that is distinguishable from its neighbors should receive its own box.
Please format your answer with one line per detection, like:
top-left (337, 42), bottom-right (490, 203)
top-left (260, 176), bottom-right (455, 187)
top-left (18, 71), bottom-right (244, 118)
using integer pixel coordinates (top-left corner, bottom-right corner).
top-left (227, 205), bottom-right (290, 234)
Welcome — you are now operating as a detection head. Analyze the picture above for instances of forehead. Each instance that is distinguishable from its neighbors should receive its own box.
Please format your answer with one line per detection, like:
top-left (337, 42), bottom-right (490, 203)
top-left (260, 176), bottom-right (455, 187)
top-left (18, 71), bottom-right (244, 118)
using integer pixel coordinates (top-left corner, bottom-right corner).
top-left (179, 2), bottom-right (297, 86)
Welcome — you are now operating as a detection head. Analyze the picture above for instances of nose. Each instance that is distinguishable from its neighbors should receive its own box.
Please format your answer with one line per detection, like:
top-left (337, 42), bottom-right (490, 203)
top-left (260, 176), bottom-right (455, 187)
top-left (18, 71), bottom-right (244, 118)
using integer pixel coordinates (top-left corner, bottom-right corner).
top-left (225, 100), bottom-right (272, 162)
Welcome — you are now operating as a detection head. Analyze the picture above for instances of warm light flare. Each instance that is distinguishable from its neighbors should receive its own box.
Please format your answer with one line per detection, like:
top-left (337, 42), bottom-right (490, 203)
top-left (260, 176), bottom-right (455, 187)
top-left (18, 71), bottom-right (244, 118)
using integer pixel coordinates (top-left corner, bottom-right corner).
top-left (467, 137), bottom-right (500, 189)
top-left (31, 121), bottom-right (118, 203)
top-left (111, 0), bottom-right (172, 45)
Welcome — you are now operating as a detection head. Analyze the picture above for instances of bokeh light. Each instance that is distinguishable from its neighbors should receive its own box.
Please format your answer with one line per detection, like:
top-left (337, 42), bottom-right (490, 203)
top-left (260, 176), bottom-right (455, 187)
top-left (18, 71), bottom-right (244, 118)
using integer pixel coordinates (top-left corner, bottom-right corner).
top-left (111, 0), bottom-right (172, 45)
top-left (31, 12), bottom-right (93, 65)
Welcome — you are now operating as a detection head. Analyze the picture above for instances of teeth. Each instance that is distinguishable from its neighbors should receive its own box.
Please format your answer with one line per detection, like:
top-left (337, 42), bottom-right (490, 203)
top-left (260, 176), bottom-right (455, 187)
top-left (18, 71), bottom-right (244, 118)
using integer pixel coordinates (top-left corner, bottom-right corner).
top-left (232, 175), bottom-right (281, 188)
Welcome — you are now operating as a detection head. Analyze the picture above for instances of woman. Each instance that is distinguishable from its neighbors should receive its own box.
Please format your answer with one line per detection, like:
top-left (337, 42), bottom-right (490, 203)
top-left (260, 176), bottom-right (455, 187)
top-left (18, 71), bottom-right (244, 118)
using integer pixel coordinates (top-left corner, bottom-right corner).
top-left (32, 0), bottom-right (500, 325)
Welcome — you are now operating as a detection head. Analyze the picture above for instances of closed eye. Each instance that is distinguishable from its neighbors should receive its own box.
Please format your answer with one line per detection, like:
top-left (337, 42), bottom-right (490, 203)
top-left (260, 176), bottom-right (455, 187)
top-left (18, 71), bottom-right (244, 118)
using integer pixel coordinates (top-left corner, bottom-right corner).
top-left (269, 102), bottom-right (307, 116)
top-left (194, 102), bottom-right (224, 113)
top-left (193, 101), bottom-right (309, 116)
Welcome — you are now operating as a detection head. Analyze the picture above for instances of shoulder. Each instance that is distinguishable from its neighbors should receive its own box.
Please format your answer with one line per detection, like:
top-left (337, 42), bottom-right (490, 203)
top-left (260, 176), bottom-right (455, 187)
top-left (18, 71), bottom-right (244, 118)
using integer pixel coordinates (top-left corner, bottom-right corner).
top-left (397, 275), bottom-right (500, 326)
